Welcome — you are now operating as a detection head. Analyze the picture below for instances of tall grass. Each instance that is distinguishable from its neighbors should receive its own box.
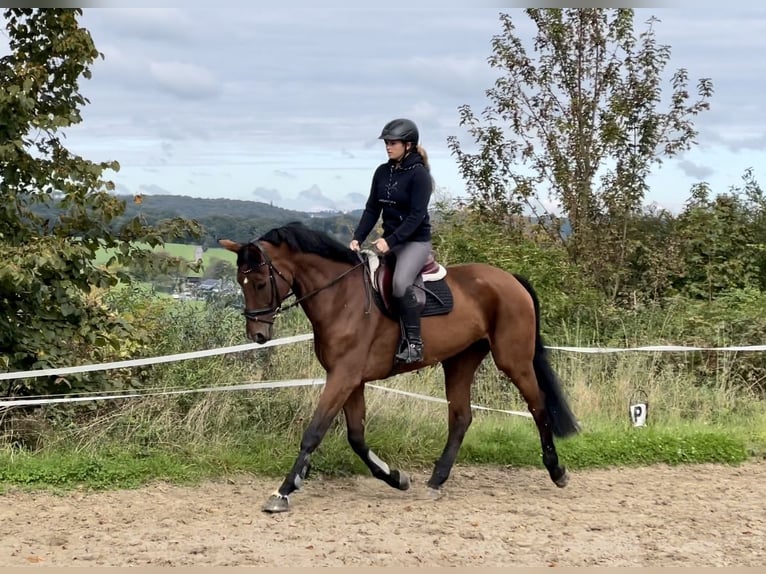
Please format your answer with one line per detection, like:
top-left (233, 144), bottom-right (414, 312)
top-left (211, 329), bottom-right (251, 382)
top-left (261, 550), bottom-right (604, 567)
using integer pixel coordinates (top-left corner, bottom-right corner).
top-left (2, 292), bottom-right (764, 490)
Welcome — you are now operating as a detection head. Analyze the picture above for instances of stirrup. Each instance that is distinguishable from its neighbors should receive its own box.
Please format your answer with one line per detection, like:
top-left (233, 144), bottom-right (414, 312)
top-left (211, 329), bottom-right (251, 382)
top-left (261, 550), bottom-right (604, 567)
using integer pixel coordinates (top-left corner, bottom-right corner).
top-left (396, 341), bottom-right (423, 364)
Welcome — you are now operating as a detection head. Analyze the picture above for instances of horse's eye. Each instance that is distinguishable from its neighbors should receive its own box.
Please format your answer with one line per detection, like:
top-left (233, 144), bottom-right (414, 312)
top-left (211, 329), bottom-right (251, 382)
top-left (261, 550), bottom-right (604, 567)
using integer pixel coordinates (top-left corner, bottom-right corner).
top-left (256, 282), bottom-right (267, 291)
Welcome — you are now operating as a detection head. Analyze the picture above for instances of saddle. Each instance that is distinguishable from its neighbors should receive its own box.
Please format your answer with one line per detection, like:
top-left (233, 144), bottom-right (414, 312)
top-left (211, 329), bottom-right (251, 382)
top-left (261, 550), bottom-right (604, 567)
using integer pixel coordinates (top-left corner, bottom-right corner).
top-left (361, 249), bottom-right (454, 319)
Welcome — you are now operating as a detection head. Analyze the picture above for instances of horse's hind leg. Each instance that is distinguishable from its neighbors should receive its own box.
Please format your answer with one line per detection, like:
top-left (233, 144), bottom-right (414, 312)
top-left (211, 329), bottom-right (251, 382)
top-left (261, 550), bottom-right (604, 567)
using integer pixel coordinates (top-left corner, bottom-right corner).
top-left (343, 385), bottom-right (411, 491)
top-left (491, 340), bottom-right (568, 487)
top-left (427, 341), bottom-right (489, 494)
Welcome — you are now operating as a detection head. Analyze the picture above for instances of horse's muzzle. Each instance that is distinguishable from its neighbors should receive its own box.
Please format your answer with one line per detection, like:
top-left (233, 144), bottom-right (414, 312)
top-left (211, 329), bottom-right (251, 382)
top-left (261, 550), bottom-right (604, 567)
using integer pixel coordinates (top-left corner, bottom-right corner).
top-left (247, 330), bottom-right (271, 344)
top-left (246, 322), bottom-right (272, 344)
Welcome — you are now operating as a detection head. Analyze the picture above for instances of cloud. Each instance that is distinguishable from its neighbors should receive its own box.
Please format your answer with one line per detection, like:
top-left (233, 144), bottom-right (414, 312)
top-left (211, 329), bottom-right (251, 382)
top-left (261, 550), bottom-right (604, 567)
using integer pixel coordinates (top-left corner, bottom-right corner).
top-left (138, 183), bottom-right (173, 195)
top-left (28, 4), bottom-right (766, 211)
top-left (156, 123), bottom-right (212, 142)
top-left (298, 184), bottom-right (327, 199)
top-left (296, 184), bottom-right (338, 212)
top-left (643, 10), bottom-right (766, 153)
top-left (148, 61), bottom-right (222, 100)
top-left (704, 131), bottom-right (766, 153)
top-left (402, 56), bottom-right (497, 96)
top-left (89, 8), bottom-right (196, 45)
top-left (252, 187), bottom-right (283, 202)
top-left (343, 192), bottom-right (367, 205)
top-left (67, 6), bottom-right (505, 156)
top-left (677, 160), bottom-right (715, 180)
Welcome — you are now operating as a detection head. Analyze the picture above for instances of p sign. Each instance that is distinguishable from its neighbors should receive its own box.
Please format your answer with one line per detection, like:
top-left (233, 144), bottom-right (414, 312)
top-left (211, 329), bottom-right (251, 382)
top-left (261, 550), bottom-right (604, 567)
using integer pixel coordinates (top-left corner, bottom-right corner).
top-left (630, 402), bottom-right (648, 427)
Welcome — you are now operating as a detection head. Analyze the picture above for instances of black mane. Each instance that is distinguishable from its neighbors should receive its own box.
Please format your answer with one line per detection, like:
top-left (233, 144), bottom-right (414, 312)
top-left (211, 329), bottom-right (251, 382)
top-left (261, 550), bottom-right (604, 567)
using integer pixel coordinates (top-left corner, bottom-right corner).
top-left (257, 221), bottom-right (360, 266)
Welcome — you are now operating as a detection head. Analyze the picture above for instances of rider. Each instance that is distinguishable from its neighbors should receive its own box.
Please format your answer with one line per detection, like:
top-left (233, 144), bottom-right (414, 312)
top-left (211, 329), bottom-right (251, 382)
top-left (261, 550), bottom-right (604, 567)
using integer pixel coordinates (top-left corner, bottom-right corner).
top-left (349, 118), bottom-right (434, 364)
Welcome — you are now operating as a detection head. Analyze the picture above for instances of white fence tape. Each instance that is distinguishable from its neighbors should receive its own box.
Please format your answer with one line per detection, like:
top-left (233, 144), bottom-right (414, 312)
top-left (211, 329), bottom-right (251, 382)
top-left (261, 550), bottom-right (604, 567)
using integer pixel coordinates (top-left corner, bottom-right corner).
top-left (3, 332), bottom-right (764, 383)
top-left (0, 333), bottom-right (314, 382)
top-left (1, 330), bottom-right (763, 417)
top-left (547, 344), bottom-right (766, 353)
top-left (0, 377), bottom-right (532, 418)
top-left (0, 378), bottom-right (325, 409)
top-left (366, 384), bottom-right (532, 418)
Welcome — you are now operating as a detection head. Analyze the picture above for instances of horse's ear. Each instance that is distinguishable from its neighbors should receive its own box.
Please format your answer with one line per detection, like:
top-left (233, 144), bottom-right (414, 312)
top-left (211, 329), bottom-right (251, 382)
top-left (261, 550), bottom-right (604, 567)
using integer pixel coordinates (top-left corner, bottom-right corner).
top-left (219, 239), bottom-right (241, 253)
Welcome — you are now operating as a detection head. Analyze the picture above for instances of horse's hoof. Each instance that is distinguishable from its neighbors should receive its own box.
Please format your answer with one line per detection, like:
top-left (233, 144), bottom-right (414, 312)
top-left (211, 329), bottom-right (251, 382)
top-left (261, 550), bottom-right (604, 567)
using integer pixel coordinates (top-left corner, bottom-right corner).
top-left (427, 487), bottom-right (443, 500)
top-left (390, 470), bottom-right (411, 491)
top-left (262, 493), bottom-right (290, 513)
top-left (554, 469), bottom-right (569, 488)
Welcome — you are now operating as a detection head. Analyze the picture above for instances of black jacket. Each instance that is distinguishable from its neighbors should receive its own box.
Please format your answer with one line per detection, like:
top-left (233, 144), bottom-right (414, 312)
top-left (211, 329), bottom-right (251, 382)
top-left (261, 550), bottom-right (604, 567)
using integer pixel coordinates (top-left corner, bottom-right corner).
top-left (352, 150), bottom-right (432, 249)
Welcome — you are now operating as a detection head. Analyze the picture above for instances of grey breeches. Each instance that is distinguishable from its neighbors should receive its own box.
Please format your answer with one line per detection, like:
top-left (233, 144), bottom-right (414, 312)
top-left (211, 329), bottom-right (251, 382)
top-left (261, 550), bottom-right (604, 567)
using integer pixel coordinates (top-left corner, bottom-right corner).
top-left (390, 240), bottom-right (432, 298)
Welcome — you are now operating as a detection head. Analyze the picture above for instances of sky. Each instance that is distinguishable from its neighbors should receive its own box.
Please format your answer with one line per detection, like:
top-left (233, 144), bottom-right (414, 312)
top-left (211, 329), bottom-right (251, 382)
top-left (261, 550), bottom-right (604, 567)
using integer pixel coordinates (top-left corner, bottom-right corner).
top-left (4, 2), bottom-right (766, 214)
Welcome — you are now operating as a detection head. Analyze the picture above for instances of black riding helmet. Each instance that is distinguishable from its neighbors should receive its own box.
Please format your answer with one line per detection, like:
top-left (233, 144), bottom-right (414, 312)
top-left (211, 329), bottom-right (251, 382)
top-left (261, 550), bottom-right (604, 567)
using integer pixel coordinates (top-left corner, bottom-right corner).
top-left (378, 118), bottom-right (419, 145)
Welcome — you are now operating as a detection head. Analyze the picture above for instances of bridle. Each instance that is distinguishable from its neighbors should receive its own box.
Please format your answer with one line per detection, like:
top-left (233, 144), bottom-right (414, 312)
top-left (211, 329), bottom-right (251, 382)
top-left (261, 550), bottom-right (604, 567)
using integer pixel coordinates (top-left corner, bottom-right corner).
top-left (239, 242), bottom-right (292, 325)
top-left (240, 242), bottom-right (366, 325)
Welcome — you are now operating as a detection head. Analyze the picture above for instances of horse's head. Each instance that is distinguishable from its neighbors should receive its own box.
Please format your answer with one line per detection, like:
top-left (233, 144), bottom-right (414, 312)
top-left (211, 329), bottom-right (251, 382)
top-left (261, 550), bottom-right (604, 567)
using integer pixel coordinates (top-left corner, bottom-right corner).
top-left (219, 238), bottom-right (293, 344)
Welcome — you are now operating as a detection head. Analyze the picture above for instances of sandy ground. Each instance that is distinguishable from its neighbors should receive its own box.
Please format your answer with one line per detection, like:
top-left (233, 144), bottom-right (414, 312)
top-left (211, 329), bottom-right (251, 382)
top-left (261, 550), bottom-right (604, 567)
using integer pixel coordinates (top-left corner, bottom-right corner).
top-left (1, 461), bottom-right (764, 567)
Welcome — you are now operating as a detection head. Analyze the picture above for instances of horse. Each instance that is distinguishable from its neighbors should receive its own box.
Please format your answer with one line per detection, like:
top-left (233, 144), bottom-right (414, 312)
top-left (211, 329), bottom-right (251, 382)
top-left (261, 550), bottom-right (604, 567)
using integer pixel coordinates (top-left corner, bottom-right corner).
top-left (219, 221), bottom-right (580, 513)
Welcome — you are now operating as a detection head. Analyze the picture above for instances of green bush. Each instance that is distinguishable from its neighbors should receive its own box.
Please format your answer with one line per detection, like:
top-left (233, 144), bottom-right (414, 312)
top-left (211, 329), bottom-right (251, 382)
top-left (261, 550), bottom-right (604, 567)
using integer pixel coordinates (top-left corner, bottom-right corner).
top-left (431, 206), bottom-right (604, 333)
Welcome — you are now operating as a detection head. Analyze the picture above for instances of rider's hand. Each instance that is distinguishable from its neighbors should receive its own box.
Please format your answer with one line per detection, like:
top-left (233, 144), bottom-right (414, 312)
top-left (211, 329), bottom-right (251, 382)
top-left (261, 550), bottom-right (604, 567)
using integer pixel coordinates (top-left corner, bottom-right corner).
top-left (349, 239), bottom-right (360, 251)
top-left (373, 238), bottom-right (389, 254)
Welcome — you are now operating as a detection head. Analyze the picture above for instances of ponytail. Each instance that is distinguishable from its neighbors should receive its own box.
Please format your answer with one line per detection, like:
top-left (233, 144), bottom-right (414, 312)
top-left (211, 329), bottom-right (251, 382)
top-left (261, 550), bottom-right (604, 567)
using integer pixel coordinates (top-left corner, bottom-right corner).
top-left (415, 144), bottom-right (435, 191)
top-left (416, 145), bottom-right (430, 172)
top-left (402, 142), bottom-right (435, 190)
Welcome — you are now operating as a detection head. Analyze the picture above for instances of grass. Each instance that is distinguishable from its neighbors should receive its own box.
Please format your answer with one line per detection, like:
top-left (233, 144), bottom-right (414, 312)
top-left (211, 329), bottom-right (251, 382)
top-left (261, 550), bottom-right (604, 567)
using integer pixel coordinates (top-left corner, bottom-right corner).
top-left (0, 411), bottom-right (756, 493)
top-left (462, 417), bottom-right (753, 467)
top-left (1, 296), bottom-right (765, 492)
top-left (94, 242), bottom-right (235, 276)
top-left (1, 359), bottom-right (763, 492)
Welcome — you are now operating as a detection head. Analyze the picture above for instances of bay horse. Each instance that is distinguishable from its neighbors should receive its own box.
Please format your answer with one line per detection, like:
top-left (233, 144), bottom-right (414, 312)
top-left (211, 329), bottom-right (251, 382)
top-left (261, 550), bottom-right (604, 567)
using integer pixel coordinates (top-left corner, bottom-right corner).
top-left (219, 221), bottom-right (579, 513)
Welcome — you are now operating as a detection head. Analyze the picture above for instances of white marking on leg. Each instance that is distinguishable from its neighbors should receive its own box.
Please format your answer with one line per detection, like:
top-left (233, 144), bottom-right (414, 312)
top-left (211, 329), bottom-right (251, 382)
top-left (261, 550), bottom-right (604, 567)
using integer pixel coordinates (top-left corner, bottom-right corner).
top-left (368, 449), bottom-right (390, 475)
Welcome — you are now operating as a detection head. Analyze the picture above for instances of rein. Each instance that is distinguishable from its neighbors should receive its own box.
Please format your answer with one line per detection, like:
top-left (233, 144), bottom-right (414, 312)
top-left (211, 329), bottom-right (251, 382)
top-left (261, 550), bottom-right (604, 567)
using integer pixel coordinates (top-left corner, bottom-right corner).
top-left (242, 243), bottom-right (368, 324)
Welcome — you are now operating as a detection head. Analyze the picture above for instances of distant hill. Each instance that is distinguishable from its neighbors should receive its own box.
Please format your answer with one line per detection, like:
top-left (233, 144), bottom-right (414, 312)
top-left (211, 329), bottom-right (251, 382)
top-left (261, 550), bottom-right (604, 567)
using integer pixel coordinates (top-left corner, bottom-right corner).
top-left (120, 194), bottom-right (310, 221)
top-left (30, 192), bottom-right (570, 248)
top-left (111, 194), bottom-right (365, 247)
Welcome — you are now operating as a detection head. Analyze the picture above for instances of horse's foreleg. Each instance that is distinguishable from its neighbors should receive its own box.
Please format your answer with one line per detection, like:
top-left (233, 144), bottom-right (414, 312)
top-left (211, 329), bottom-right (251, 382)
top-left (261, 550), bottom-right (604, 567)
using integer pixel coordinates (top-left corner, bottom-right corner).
top-left (262, 372), bottom-right (359, 513)
top-left (343, 385), bottom-right (410, 491)
top-left (427, 341), bottom-right (489, 495)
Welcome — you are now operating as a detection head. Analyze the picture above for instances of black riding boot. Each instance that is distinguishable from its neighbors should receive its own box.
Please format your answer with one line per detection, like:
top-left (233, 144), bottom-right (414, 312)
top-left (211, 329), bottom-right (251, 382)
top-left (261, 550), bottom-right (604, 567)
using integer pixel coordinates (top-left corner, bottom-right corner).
top-left (394, 286), bottom-right (423, 364)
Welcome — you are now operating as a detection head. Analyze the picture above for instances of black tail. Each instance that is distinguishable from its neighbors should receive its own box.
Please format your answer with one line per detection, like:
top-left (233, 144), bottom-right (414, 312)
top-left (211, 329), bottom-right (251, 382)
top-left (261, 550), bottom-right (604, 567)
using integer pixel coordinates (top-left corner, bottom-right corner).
top-left (513, 274), bottom-right (580, 438)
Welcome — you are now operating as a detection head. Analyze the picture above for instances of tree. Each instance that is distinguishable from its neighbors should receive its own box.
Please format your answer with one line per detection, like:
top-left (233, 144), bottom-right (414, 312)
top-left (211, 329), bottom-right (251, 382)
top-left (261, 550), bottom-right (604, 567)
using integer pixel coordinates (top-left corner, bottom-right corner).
top-left (448, 9), bottom-right (713, 299)
top-left (204, 258), bottom-right (236, 281)
top-left (0, 9), bottom-right (201, 394)
top-left (674, 170), bottom-right (766, 300)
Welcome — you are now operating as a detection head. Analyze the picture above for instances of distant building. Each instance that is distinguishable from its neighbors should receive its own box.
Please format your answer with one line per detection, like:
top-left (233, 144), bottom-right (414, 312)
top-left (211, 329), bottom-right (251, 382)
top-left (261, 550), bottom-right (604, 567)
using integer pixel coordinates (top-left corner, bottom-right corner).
top-left (197, 279), bottom-right (222, 293)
